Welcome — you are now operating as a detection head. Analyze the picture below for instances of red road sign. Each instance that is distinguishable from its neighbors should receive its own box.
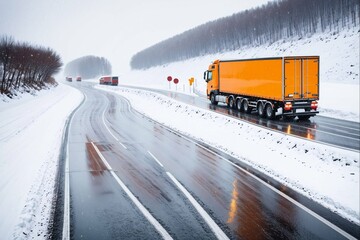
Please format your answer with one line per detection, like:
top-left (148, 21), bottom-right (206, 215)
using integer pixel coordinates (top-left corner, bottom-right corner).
top-left (173, 78), bottom-right (179, 84)
top-left (167, 76), bottom-right (172, 81)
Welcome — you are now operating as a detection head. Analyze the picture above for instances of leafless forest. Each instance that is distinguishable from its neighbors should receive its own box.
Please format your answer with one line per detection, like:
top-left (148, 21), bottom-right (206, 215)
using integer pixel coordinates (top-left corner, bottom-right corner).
top-left (0, 36), bottom-right (62, 95)
top-left (64, 55), bottom-right (112, 79)
top-left (130, 0), bottom-right (359, 69)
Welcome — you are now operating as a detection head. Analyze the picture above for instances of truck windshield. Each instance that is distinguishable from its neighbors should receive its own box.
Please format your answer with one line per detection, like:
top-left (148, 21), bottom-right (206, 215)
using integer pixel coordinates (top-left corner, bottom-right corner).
top-left (206, 71), bottom-right (212, 82)
top-left (204, 71), bottom-right (212, 82)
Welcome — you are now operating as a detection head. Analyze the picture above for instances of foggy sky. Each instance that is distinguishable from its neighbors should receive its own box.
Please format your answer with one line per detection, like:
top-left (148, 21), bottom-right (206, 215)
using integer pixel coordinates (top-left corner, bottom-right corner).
top-left (0, 0), bottom-right (270, 74)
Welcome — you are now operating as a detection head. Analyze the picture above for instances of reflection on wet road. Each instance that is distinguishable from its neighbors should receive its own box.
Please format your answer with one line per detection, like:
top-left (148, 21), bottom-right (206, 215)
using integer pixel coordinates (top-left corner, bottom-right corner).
top-left (64, 82), bottom-right (359, 239)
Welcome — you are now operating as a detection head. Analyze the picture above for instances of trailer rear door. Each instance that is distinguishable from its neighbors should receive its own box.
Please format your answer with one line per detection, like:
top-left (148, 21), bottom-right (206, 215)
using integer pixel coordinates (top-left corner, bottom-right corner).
top-left (284, 57), bottom-right (319, 100)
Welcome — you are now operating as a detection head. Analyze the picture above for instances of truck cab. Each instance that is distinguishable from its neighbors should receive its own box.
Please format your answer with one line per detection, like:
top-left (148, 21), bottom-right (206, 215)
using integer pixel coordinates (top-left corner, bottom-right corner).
top-left (204, 60), bottom-right (219, 103)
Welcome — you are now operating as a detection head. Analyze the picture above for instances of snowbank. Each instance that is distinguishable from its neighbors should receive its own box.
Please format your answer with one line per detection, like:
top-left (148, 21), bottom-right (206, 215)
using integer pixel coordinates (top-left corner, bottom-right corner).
top-left (96, 84), bottom-right (360, 225)
top-left (0, 83), bottom-right (83, 239)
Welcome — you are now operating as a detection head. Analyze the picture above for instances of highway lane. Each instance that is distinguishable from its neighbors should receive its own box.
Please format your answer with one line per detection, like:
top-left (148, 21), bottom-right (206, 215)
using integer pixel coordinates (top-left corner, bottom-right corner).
top-left (64, 82), bottom-right (359, 239)
top-left (122, 85), bottom-right (360, 151)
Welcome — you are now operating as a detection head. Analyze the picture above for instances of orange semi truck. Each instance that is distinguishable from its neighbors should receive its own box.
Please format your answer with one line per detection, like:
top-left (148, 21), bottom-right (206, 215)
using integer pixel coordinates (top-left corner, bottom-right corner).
top-left (204, 56), bottom-right (319, 120)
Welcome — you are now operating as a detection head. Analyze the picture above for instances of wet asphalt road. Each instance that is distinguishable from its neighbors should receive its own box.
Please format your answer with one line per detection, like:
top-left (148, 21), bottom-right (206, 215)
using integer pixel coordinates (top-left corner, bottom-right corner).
top-left (65, 82), bottom-right (359, 239)
top-left (122, 85), bottom-right (360, 151)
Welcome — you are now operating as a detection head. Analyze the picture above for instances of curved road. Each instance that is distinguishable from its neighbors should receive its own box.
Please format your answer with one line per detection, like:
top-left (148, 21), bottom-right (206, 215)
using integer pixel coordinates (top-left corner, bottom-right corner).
top-left (62, 82), bottom-right (359, 239)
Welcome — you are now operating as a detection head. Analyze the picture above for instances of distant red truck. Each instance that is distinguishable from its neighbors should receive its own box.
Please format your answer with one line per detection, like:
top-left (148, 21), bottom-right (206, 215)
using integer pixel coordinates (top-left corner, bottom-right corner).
top-left (76, 76), bottom-right (82, 81)
top-left (99, 76), bottom-right (118, 86)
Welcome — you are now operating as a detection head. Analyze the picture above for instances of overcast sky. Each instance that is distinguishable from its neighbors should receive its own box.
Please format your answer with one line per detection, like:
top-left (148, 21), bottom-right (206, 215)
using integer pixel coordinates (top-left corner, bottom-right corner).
top-left (0, 0), bottom-right (271, 74)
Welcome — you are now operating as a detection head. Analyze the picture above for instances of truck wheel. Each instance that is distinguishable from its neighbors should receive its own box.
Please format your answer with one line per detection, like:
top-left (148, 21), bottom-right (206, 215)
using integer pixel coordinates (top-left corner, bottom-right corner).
top-left (210, 93), bottom-right (218, 105)
top-left (229, 97), bottom-right (235, 109)
top-left (265, 104), bottom-right (275, 119)
top-left (257, 103), bottom-right (265, 118)
top-left (243, 100), bottom-right (252, 113)
top-left (236, 99), bottom-right (243, 111)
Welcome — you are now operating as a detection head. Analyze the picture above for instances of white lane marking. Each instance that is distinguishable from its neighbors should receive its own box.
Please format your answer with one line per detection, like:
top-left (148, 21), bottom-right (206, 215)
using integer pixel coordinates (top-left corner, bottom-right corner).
top-left (91, 142), bottom-right (113, 171)
top-left (191, 140), bottom-right (357, 240)
top-left (148, 151), bottom-right (164, 168)
top-left (149, 150), bottom-right (230, 239)
top-left (166, 172), bottom-right (229, 240)
top-left (101, 107), bottom-right (127, 149)
top-left (62, 137), bottom-right (70, 240)
top-left (91, 142), bottom-right (172, 240)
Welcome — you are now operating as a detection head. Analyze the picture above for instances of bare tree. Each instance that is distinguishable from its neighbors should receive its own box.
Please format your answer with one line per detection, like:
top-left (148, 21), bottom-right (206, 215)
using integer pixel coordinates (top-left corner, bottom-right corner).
top-left (0, 36), bottom-right (15, 93)
top-left (0, 37), bottom-right (62, 95)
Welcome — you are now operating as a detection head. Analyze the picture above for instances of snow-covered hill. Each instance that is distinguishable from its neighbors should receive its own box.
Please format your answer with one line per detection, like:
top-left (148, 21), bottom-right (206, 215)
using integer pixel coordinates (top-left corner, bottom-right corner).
top-left (121, 28), bottom-right (359, 122)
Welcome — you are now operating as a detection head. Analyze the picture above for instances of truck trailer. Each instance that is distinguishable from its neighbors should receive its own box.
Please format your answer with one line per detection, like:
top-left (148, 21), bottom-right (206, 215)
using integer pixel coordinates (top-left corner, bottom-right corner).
top-left (99, 76), bottom-right (118, 86)
top-left (204, 56), bottom-right (319, 120)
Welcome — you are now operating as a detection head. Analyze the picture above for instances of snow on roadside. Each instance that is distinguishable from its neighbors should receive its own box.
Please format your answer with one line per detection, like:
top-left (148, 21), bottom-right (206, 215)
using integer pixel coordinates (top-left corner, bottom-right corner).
top-left (0, 83), bottom-right (83, 239)
top-left (96, 84), bottom-right (360, 225)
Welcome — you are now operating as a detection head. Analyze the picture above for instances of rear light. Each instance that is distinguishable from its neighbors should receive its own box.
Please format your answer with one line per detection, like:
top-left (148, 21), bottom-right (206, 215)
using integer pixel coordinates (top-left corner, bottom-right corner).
top-left (284, 102), bottom-right (292, 111)
top-left (311, 101), bottom-right (318, 110)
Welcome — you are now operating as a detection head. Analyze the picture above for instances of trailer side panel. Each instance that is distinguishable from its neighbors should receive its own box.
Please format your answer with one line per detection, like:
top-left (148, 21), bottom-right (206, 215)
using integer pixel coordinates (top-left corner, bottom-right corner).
top-left (219, 58), bottom-right (283, 101)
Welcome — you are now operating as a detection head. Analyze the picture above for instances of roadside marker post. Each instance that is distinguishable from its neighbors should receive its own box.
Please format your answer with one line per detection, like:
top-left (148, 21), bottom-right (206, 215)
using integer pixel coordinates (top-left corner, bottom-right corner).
top-left (189, 77), bottom-right (194, 94)
top-left (167, 76), bottom-right (172, 90)
top-left (173, 78), bottom-right (179, 91)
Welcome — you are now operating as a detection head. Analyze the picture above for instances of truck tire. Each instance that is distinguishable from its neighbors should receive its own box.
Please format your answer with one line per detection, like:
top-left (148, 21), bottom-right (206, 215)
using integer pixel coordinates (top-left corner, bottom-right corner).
top-left (265, 103), bottom-right (275, 119)
top-left (257, 103), bottom-right (265, 118)
top-left (210, 93), bottom-right (218, 105)
top-left (236, 99), bottom-right (243, 111)
top-left (229, 97), bottom-right (235, 109)
top-left (243, 100), bottom-right (252, 113)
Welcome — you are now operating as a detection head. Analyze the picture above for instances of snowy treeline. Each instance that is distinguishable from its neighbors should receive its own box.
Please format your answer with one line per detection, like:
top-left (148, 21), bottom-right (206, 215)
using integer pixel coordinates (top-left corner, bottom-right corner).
top-left (130, 0), bottom-right (359, 69)
top-left (64, 55), bottom-right (112, 79)
top-left (0, 36), bottom-right (62, 95)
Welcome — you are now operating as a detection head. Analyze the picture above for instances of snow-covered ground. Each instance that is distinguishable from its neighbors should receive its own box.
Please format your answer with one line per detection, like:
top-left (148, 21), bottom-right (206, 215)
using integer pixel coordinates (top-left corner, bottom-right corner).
top-left (0, 27), bottom-right (358, 238)
top-left (0, 84), bottom-right (83, 239)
